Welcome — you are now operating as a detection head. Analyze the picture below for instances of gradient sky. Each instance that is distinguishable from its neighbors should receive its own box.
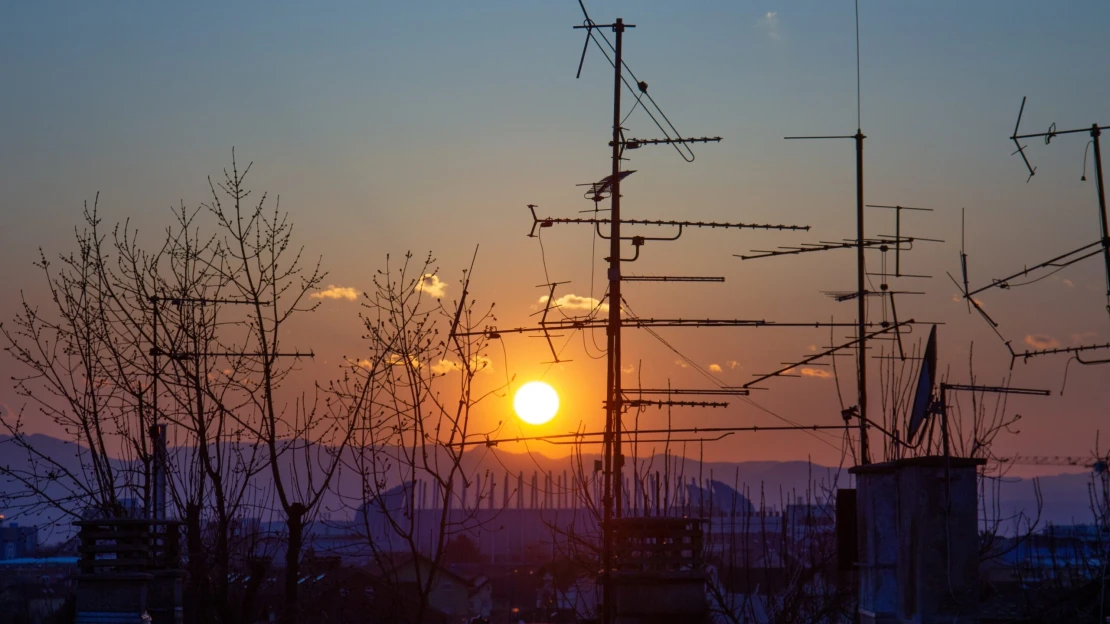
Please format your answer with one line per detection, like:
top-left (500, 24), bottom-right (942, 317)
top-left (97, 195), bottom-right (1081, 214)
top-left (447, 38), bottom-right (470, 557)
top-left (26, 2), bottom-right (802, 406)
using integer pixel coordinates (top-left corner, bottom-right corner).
top-left (3, 1), bottom-right (1110, 471)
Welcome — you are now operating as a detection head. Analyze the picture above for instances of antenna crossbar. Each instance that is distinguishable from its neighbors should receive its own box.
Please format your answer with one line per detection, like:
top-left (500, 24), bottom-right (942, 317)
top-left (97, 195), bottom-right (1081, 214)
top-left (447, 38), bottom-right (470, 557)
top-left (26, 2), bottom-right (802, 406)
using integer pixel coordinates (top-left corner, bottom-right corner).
top-left (448, 424), bottom-right (848, 448)
top-left (455, 318), bottom-right (910, 338)
top-left (623, 275), bottom-right (724, 282)
top-left (963, 239), bottom-right (1105, 298)
top-left (151, 349), bottom-right (314, 359)
top-left (940, 383), bottom-right (1050, 397)
top-left (625, 399), bottom-right (729, 409)
top-left (1014, 342), bottom-right (1110, 361)
top-left (745, 320), bottom-right (912, 388)
top-left (528, 205), bottom-right (810, 236)
top-left (614, 136), bottom-right (722, 147)
top-left (624, 388), bottom-right (749, 396)
top-left (737, 237), bottom-right (909, 260)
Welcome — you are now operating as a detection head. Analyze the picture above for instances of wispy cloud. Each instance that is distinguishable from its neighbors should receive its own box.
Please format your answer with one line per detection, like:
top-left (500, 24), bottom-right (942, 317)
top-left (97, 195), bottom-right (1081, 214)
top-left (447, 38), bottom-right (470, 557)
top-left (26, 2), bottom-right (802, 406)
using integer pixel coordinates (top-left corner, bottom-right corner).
top-left (415, 274), bottom-right (447, 298)
top-left (431, 359), bottom-right (462, 375)
top-left (800, 367), bottom-right (832, 379)
top-left (387, 353), bottom-right (422, 369)
top-left (538, 293), bottom-right (608, 314)
top-left (1062, 278), bottom-right (1076, 288)
top-left (622, 363), bottom-right (635, 374)
top-left (431, 355), bottom-right (491, 374)
top-left (470, 355), bottom-right (493, 373)
top-left (726, 360), bottom-right (741, 370)
top-left (951, 293), bottom-right (986, 308)
top-left (311, 285), bottom-right (358, 301)
top-left (345, 357), bottom-right (377, 370)
top-left (1070, 331), bottom-right (1098, 344)
top-left (759, 11), bottom-right (781, 40)
top-left (674, 360), bottom-right (689, 369)
top-left (1024, 334), bottom-right (1060, 350)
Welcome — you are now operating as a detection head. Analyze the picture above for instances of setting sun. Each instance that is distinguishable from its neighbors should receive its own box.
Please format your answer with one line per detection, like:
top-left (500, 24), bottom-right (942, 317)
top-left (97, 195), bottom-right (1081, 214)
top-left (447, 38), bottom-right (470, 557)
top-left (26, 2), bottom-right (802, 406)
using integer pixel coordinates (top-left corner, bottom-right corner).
top-left (513, 381), bottom-right (559, 425)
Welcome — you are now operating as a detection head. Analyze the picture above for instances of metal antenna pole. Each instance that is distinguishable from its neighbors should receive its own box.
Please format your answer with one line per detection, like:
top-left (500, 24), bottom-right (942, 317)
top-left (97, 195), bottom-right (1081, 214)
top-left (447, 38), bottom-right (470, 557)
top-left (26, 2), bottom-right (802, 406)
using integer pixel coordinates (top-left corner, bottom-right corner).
top-left (601, 18), bottom-right (626, 624)
top-left (1092, 125), bottom-right (1110, 309)
top-left (149, 298), bottom-right (161, 519)
top-left (855, 131), bottom-right (870, 465)
top-left (609, 17), bottom-right (624, 521)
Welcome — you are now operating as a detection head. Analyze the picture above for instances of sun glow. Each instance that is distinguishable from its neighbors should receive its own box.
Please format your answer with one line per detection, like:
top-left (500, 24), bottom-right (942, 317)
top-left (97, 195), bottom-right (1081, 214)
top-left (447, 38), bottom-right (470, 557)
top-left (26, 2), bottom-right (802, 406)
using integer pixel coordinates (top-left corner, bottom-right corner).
top-left (513, 381), bottom-right (559, 425)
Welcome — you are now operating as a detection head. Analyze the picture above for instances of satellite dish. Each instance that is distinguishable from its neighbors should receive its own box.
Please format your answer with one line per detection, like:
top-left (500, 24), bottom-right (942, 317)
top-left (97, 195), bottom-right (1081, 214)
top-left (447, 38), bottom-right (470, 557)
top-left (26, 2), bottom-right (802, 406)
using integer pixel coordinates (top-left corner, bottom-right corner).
top-left (907, 325), bottom-right (938, 441)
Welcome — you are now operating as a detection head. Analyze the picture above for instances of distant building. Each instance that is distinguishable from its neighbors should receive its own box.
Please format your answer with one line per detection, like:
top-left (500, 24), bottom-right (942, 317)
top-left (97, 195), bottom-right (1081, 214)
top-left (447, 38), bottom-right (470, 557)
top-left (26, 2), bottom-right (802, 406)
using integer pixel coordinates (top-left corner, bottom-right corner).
top-left (0, 518), bottom-right (38, 560)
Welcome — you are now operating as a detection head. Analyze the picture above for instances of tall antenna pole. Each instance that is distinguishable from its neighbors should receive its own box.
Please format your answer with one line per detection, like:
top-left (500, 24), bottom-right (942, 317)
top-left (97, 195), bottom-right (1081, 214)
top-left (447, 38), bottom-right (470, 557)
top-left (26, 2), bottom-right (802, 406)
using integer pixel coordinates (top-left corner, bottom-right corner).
top-left (855, 130), bottom-right (870, 465)
top-left (1092, 125), bottom-right (1110, 306)
top-left (609, 17), bottom-right (624, 519)
top-left (853, 0), bottom-right (870, 466)
top-left (149, 298), bottom-right (161, 519)
top-left (603, 18), bottom-right (625, 624)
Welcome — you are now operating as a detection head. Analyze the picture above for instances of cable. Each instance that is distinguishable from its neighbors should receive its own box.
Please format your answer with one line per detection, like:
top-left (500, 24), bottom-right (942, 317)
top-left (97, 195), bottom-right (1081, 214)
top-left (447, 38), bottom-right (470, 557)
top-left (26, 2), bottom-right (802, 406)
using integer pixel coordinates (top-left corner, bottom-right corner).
top-left (1000, 263), bottom-right (1072, 289)
top-left (620, 90), bottom-right (646, 127)
top-left (581, 27), bottom-right (698, 162)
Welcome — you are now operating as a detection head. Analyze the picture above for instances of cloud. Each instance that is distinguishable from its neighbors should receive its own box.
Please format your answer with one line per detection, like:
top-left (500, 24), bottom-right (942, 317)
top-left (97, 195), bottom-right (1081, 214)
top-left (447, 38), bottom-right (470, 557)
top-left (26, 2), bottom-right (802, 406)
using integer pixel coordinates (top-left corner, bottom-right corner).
top-left (430, 355), bottom-right (492, 375)
top-left (431, 359), bottom-right (463, 375)
top-left (708, 363), bottom-right (723, 373)
top-left (311, 285), bottom-right (358, 301)
top-left (622, 364), bottom-right (635, 374)
top-left (345, 357), bottom-right (377, 370)
top-left (1062, 278), bottom-right (1076, 288)
top-left (1070, 331), bottom-right (1098, 344)
top-left (1024, 334), bottom-right (1060, 350)
top-left (415, 274), bottom-right (447, 298)
top-left (538, 293), bottom-right (608, 314)
top-left (469, 355), bottom-right (493, 373)
top-left (951, 293), bottom-right (986, 308)
top-left (800, 367), bottom-right (832, 379)
top-left (726, 360), bottom-right (741, 370)
top-left (387, 353), bottom-right (422, 368)
top-left (759, 11), bottom-right (781, 40)
top-left (807, 345), bottom-right (818, 353)
top-left (674, 360), bottom-right (689, 369)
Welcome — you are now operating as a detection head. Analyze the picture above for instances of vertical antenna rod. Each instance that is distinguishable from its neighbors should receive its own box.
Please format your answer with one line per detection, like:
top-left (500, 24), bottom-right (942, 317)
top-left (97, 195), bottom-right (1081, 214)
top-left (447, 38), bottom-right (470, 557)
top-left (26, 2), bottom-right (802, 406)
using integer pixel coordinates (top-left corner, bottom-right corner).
top-left (574, 15), bottom-right (635, 623)
top-left (855, 130), bottom-right (869, 465)
top-left (605, 19), bottom-right (625, 624)
top-left (1092, 125), bottom-right (1110, 309)
top-left (609, 17), bottom-right (624, 523)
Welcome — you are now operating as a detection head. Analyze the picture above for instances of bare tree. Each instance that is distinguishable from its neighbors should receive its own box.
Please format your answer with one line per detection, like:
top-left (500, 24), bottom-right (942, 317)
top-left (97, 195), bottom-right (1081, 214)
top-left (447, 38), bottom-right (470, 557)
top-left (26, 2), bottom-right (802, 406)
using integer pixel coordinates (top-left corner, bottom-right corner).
top-left (340, 251), bottom-right (502, 622)
top-left (1, 197), bottom-right (177, 526)
top-left (200, 154), bottom-right (354, 620)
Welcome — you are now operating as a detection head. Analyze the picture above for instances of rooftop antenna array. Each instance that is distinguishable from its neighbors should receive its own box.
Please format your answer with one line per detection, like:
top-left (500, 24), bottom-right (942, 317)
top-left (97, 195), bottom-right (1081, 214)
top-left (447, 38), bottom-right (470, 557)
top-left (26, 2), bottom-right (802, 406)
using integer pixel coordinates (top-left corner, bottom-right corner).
top-left (956, 98), bottom-right (1110, 366)
top-left (734, 0), bottom-right (942, 465)
top-left (450, 2), bottom-right (906, 620)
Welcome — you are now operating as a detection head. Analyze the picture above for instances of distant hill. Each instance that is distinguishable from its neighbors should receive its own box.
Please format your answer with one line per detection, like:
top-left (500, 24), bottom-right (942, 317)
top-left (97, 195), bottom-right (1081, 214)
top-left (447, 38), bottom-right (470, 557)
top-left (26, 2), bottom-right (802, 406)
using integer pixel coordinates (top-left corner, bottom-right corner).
top-left (1, 434), bottom-right (1101, 541)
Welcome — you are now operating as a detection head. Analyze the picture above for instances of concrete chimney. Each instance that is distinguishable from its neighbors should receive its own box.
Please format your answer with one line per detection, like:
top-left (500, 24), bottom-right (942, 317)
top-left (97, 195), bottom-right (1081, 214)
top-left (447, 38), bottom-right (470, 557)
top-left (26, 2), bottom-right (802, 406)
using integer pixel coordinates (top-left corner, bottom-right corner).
top-left (850, 456), bottom-right (984, 624)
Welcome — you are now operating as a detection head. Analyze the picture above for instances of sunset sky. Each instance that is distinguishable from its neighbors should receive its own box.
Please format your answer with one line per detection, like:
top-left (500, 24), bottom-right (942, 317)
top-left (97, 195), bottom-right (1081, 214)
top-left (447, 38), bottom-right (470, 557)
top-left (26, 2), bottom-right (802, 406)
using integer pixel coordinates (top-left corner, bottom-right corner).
top-left (3, 1), bottom-right (1110, 471)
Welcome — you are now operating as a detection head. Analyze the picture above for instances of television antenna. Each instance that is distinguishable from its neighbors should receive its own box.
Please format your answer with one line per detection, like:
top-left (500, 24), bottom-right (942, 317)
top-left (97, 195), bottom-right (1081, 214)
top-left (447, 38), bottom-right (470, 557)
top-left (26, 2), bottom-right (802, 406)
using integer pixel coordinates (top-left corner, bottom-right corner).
top-left (146, 295), bottom-right (313, 520)
top-left (955, 99), bottom-right (1110, 365)
top-left (732, 3), bottom-right (943, 463)
top-left (450, 2), bottom-right (879, 620)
